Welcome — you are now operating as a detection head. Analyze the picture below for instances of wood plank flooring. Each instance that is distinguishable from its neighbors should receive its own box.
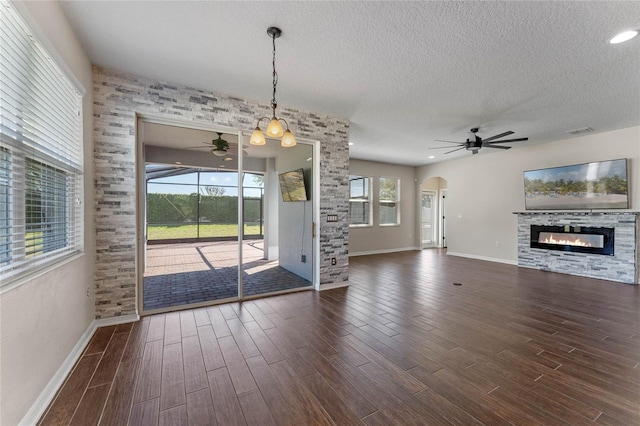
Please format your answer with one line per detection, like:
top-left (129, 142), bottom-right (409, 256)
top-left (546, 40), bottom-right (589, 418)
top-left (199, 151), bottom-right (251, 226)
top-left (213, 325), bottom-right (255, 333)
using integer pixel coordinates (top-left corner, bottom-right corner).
top-left (39, 249), bottom-right (640, 425)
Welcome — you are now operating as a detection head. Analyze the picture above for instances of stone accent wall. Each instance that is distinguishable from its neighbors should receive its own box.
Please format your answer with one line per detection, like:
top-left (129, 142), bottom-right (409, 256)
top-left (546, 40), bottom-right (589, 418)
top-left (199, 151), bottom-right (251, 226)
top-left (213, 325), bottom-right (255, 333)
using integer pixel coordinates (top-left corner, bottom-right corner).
top-left (516, 212), bottom-right (639, 284)
top-left (93, 66), bottom-right (350, 318)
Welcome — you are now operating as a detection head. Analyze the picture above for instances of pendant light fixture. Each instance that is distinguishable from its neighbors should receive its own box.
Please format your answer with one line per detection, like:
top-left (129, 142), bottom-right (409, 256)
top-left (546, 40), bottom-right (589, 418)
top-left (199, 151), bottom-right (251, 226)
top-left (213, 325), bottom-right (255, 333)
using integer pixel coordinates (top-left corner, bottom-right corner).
top-left (250, 27), bottom-right (297, 147)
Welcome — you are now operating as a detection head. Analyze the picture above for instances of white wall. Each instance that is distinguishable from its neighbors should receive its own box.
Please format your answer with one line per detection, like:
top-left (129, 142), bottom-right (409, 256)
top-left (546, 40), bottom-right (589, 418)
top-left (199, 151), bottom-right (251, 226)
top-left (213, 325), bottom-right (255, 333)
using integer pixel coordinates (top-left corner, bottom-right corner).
top-left (0, 2), bottom-right (95, 425)
top-left (349, 159), bottom-right (418, 255)
top-left (416, 126), bottom-right (640, 263)
top-left (264, 158), bottom-right (279, 260)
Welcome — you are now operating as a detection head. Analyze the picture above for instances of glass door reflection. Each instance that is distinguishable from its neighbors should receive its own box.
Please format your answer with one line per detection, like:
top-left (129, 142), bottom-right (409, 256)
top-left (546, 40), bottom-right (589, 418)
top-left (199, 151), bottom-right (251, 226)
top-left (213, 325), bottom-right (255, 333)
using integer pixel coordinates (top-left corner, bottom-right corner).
top-left (241, 137), bottom-right (313, 297)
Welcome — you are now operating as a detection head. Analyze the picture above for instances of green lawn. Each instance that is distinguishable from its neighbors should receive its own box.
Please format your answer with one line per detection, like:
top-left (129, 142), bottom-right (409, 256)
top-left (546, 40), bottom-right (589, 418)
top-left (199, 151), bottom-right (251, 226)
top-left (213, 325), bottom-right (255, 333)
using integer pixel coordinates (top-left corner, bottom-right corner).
top-left (26, 231), bottom-right (43, 258)
top-left (148, 223), bottom-right (262, 240)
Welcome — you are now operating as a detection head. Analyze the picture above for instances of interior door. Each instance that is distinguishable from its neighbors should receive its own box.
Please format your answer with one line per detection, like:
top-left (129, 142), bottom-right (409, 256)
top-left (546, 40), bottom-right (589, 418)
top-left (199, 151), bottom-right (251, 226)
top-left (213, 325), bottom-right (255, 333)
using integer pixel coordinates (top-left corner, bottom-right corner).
top-left (440, 189), bottom-right (448, 248)
top-left (421, 191), bottom-right (436, 248)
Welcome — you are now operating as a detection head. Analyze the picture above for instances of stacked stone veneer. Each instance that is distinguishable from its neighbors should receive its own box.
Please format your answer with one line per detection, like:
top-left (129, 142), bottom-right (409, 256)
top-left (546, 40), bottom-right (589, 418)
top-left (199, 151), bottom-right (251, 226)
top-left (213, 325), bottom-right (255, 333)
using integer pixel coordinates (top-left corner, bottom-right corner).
top-left (516, 212), bottom-right (639, 284)
top-left (93, 67), bottom-right (350, 319)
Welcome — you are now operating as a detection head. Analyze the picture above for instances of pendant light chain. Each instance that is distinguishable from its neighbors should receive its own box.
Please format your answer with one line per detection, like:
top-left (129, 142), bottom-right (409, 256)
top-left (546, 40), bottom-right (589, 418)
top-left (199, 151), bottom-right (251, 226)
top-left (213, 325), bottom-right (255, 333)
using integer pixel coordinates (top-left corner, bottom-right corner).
top-left (250, 26), bottom-right (297, 147)
top-left (271, 32), bottom-right (278, 112)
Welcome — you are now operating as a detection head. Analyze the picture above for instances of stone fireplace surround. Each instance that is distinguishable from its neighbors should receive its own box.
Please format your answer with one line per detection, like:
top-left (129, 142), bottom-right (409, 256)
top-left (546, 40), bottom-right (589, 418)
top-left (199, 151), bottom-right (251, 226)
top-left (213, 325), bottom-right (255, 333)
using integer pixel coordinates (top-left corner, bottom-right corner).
top-left (516, 212), bottom-right (639, 284)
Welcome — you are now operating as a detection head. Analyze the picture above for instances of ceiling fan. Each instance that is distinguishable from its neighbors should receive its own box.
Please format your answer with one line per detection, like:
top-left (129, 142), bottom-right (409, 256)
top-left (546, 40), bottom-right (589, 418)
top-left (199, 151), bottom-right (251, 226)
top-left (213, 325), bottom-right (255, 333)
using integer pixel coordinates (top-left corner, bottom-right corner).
top-left (185, 133), bottom-right (246, 157)
top-left (431, 128), bottom-right (528, 155)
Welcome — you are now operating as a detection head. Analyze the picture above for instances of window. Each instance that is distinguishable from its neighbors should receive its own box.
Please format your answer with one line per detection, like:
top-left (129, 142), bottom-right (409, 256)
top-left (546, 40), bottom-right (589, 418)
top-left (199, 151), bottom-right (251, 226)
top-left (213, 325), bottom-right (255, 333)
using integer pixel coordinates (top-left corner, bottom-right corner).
top-left (349, 175), bottom-right (372, 226)
top-left (25, 158), bottom-right (69, 258)
top-left (379, 177), bottom-right (400, 225)
top-left (0, 1), bottom-right (84, 286)
top-left (0, 148), bottom-right (10, 264)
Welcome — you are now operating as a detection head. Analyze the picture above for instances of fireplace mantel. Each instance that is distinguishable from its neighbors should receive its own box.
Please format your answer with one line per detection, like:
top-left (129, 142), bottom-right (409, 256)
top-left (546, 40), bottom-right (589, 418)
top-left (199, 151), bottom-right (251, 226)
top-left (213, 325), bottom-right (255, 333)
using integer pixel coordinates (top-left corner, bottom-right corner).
top-left (515, 212), bottom-right (639, 284)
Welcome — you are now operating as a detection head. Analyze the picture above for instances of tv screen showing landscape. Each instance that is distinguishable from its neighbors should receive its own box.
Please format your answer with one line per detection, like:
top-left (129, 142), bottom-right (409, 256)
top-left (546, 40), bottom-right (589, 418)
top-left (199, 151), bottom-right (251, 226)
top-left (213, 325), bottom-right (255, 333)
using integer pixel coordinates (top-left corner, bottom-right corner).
top-left (279, 168), bottom-right (308, 202)
top-left (524, 159), bottom-right (629, 210)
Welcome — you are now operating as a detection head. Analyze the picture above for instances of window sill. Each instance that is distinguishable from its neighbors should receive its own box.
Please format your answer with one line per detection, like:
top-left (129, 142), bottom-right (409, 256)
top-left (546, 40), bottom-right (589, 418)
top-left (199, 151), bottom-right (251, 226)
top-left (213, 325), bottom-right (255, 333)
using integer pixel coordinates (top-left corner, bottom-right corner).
top-left (0, 251), bottom-right (85, 295)
top-left (379, 223), bottom-right (401, 227)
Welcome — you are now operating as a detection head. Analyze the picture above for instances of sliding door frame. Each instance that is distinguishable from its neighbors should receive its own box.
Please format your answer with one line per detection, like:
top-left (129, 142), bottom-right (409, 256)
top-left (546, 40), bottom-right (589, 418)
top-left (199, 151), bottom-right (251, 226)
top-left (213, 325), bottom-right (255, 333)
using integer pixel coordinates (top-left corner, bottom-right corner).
top-left (135, 115), bottom-right (320, 316)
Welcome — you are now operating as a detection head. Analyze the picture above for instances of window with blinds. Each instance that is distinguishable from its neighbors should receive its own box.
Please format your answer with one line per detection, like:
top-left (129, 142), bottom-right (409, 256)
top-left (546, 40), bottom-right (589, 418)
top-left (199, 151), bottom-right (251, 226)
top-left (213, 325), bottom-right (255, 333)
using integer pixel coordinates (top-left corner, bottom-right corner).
top-left (0, 1), bottom-right (83, 286)
top-left (379, 177), bottom-right (400, 226)
top-left (349, 175), bottom-right (372, 227)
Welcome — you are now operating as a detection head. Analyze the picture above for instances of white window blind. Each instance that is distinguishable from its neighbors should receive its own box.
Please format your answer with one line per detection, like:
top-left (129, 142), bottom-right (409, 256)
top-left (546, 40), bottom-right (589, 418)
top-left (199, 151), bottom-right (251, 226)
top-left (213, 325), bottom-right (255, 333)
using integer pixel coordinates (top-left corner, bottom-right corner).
top-left (0, 1), bottom-right (83, 286)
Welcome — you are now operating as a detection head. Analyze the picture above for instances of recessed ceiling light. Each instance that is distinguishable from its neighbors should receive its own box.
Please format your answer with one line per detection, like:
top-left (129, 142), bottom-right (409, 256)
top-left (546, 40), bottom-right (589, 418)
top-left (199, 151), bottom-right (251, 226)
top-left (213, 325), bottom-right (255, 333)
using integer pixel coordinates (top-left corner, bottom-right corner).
top-left (306, 157), bottom-right (312, 162)
top-left (609, 30), bottom-right (638, 44)
top-left (223, 157), bottom-right (233, 161)
top-left (348, 142), bottom-right (354, 146)
top-left (175, 161), bottom-right (182, 165)
top-left (566, 127), bottom-right (594, 135)
top-left (428, 155), bottom-right (435, 159)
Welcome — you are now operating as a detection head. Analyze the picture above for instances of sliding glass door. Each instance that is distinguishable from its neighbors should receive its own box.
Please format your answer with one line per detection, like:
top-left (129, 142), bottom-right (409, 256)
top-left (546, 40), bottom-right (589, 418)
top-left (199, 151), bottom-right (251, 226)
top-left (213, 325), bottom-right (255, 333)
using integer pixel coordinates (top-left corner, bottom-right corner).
top-left (140, 121), bottom-right (314, 313)
top-left (240, 138), bottom-right (313, 298)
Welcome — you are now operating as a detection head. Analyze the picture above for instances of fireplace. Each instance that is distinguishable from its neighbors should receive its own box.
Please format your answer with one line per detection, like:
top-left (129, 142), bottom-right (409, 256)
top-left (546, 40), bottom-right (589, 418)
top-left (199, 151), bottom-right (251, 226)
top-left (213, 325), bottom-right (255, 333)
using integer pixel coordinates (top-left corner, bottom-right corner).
top-left (517, 212), bottom-right (638, 284)
top-left (530, 225), bottom-right (614, 256)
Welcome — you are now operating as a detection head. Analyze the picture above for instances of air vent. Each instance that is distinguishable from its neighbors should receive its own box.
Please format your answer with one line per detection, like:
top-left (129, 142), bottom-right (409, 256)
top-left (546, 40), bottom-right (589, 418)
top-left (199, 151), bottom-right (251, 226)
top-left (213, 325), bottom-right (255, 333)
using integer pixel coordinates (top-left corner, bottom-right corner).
top-left (566, 127), bottom-right (594, 135)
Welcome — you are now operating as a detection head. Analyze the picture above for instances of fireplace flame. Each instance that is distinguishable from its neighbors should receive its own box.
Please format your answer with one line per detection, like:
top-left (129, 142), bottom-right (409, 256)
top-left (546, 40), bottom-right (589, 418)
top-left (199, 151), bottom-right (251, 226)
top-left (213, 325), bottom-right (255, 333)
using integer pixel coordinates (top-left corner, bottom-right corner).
top-left (540, 234), bottom-right (593, 247)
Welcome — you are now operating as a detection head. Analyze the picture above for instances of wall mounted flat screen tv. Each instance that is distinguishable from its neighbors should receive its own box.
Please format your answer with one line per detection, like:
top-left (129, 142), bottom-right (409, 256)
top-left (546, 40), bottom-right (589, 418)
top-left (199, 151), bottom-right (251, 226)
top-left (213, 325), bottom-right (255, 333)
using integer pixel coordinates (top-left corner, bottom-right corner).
top-left (524, 158), bottom-right (629, 210)
top-left (279, 168), bottom-right (308, 202)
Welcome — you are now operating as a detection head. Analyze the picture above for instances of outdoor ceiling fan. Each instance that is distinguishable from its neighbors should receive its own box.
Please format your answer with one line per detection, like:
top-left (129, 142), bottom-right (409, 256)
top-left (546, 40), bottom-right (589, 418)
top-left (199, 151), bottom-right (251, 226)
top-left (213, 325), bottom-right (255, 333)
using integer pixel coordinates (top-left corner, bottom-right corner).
top-left (431, 128), bottom-right (528, 155)
top-left (185, 132), bottom-right (247, 157)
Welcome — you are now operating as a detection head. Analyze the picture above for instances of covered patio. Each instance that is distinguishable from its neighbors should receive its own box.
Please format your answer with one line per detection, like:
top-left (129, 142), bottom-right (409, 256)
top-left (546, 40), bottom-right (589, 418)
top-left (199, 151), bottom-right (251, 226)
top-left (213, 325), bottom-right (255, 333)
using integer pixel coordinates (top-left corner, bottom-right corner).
top-left (143, 240), bottom-right (311, 311)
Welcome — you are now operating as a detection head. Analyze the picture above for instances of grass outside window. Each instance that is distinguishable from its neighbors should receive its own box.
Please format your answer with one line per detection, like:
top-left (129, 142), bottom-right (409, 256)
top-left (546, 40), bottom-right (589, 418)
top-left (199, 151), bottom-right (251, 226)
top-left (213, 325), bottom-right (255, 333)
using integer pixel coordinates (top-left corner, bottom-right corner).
top-left (148, 223), bottom-right (262, 240)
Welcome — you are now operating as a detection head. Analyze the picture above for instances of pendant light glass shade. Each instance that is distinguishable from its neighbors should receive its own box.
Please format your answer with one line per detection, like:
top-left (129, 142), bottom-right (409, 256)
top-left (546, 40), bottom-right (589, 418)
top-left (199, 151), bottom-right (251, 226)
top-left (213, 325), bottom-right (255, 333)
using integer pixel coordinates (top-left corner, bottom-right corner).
top-left (250, 127), bottom-right (266, 145)
top-left (266, 118), bottom-right (284, 137)
top-left (281, 129), bottom-right (297, 147)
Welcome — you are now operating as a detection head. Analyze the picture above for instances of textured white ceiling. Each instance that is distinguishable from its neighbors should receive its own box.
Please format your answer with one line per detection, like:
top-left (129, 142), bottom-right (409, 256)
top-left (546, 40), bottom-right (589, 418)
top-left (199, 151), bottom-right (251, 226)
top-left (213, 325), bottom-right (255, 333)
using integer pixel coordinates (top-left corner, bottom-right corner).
top-left (59, 1), bottom-right (640, 166)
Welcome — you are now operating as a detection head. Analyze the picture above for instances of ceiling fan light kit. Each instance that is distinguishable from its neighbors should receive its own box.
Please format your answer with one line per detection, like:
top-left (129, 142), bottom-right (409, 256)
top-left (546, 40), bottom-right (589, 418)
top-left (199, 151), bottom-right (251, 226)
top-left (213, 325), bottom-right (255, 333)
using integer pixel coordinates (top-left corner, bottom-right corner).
top-left (432, 127), bottom-right (529, 156)
top-left (184, 132), bottom-right (241, 158)
top-left (250, 26), bottom-right (297, 148)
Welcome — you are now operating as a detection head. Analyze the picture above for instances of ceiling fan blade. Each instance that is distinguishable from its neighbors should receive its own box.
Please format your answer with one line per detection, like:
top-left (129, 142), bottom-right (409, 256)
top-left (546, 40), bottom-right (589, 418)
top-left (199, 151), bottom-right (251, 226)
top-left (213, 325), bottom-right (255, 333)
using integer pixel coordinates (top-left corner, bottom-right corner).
top-left (444, 147), bottom-right (465, 155)
top-left (429, 145), bottom-right (462, 150)
top-left (434, 139), bottom-right (464, 144)
top-left (482, 131), bottom-right (514, 143)
top-left (484, 144), bottom-right (511, 150)
top-left (487, 137), bottom-right (528, 144)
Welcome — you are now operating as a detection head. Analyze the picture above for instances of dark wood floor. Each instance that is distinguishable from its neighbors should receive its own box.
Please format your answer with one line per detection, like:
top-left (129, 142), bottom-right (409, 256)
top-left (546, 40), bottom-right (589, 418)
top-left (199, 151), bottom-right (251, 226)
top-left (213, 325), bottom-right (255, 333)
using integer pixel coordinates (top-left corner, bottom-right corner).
top-left (39, 249), bottom-right (640, 425)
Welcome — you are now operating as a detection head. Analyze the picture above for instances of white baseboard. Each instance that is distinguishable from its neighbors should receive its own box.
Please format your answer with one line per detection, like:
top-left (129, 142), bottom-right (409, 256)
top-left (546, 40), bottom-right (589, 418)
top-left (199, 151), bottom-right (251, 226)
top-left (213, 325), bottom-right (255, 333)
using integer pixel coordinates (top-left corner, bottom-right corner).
top-left (95, 313), bottom-right (140, 328)
top-left (349, 246), bottom-right (420, 257)
top-left (20, 313), bottom-right (139, 425)
top-left (20, 321), bottom-right (97, 426)
top-left (319, 281), bottom-right (350, 291)
top-left (446, 251), bottom-right (518, 266)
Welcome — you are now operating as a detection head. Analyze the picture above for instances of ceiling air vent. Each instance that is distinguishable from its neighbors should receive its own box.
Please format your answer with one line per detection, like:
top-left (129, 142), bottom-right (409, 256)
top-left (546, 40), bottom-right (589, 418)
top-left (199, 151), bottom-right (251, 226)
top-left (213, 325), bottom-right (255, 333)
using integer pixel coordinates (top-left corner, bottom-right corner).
top-left (566, 127), bottom-right (594, 136)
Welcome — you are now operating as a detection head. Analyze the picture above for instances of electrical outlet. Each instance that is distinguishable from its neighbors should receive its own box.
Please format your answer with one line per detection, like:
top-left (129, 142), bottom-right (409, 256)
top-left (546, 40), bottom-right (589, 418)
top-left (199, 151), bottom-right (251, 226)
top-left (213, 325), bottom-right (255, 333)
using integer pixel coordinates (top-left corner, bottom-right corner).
top-left (301, 254), bottom-right (306, 263)
top-left (86, 287), bottom-right (90, 298)
top-left (331, 257), bottom-right (337, 266)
